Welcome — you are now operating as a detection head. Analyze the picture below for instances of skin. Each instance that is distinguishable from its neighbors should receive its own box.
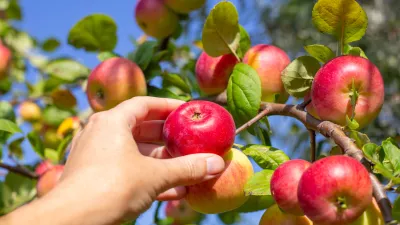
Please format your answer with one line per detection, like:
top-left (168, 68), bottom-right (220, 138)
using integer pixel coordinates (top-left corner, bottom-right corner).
top-left (0, 97), bottom-right (225, 225)
top-left (37, 165), bottom-right (64, 197)
top-left (165, 200), bottom-right (202, 225)
top-left (35, 160), bottom-right (55, 176)
top-left (259, 204), bottom-right (313, 225)
top-left (86, 57), bottom-right (147, 112)
top-left (195, 52), bottom-right (239, 95)
top-left (297, 155), bottom-right (373, 225)
top-left (135, 0), bottom-right (179, 39)
top-left (57, 116), bottom-right (81, 138)
top-left (19, 101), bottom-right (41, 122)
top-left (312, 56), bottom-right (384, 129)
top-left (270, 159), bottom-right (312, 216)
top-left (51, 89), bottom-right (77, 109)
top-left (163, 100), bottom-right (236, 157)
top-left (243, 44), bottom-right (291, 103)
top-left (185, 148), bottom-right (254, 214)
top-left (164, 0), bottom-right (206, 14)
top-left (0, 42), bottom-right (11, 80)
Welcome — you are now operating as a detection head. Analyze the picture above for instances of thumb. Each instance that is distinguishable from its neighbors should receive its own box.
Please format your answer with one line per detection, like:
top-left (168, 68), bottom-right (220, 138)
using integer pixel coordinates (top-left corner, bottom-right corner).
top-left (160, 154), bottom-right (225, 188)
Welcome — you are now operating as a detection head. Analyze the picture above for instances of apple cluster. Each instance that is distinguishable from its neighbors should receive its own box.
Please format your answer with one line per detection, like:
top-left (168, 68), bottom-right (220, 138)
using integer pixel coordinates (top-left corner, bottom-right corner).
top-left (135, 0), bottom-right (206, 39)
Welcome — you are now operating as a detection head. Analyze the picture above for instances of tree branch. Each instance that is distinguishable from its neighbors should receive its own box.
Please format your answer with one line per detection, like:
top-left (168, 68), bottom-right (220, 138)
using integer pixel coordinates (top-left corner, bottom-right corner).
top-left (308, 129), bottom-right (316, 162)
top-left (0, 162), bottom-right (38, 179)
top-left (235, 107), bottom-right (270, 135)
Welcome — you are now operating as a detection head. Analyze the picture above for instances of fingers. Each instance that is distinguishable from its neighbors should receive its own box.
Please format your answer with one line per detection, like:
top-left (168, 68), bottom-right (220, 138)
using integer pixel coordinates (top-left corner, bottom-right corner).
top-left (111, 96), bottom-right (185, 127)
top-left (132, 120), bottom-right (164, 143)
top-left (156, 186), bottom-right (187, 201)
top-left (137, 144), bottom-right (171, 159)
top-left (160, 154), bottom-right (225, 188)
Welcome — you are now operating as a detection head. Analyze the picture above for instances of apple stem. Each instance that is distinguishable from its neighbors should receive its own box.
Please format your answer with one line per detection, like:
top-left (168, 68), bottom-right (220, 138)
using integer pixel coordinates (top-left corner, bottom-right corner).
top-left (192, 112), bottom-right (202, 120)
top-left (336, 196), bottom-right (348, 210)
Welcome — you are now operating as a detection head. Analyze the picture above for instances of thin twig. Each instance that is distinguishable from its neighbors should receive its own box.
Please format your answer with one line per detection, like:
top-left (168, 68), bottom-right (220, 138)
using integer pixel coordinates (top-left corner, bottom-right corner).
top-left (298, 99), bottom-right (312, 111)
top-left (153, 201), bottom-right (163, 224)
top-left (308, 129), bottom-right (316, 162)
top-left (235, 107), bottom-right (270, 135)
top-left (0, 162), bottom-right (38, 179)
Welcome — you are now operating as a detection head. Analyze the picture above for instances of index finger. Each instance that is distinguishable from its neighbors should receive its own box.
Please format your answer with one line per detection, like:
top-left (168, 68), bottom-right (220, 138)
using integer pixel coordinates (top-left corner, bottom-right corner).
top-left (110, 96), bottom-right (185, 127)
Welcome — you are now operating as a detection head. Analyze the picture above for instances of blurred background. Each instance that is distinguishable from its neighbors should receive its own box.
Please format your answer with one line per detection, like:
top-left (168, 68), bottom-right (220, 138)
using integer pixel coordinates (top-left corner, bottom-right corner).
top-left (1, 0), bottom-right (399, 224)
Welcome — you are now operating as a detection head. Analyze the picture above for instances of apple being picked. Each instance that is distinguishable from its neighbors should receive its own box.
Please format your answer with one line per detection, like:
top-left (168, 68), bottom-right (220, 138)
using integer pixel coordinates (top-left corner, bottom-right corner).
top-left (270, 159), bottom-right (312, 216)
top-left (195, 52), bottom-right (239, 95)
top-left (185, 148), bottom-right (254, 214)
top-left (297, 155), bottom-right (373, 225)
top-left (164, 0), bottom-right (205, 14)
top-left (86, 57), bottom-right (147, 112)
top-left (35, 160), bottom-right (54, 176)
top-left (0, 42), bottom-right (11, 80)
top-left (165, 199), bottom-right (202, 225)
top-left (135, 0), bottom-right (179, 39)
top-left (311, 55), bottom-right (384, 129)
top-left (163, 100), bottom-right (236, 157)
top-left (36, 165), bottom-right (64, 197)
top-left (259, 204), bottom-right (313, 225)
top-left (243, 44), bottom-right (291, 103)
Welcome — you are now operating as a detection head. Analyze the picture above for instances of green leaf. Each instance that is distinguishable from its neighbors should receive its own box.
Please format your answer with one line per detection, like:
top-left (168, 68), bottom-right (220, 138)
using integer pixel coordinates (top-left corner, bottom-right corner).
top-left (348, 47), bottom-right (368, 59)
top-left (227, 63), bottom-right (262, 127)
top-left (5, 0), bottom-right (21, 20)
top-left (44, 58), bottom-right (90, 82)
top-left (8, 137), bottom-right (24, 160)
top-left (218, 211), bottom-right (241, 224)
top-left (304, 44), bottom-right (335, 63)
top-left (44, 148), bottom-right (59, 163)
top-left (345, 130), bottom-right (370, 149)
top-left (2, 173), bottom-right (36, 214)
top-left (4, 31), bottom-right (34, 54)
top-left (148, 86), bottom-right (191, 102)
top-left (68, 14), bottom-right (117, 52)
top-left (0, 101), bottom-right (16, 121)
top-left (0, 78), bottom-right (12, 94)
top-left (27, 132), bottom-right (44, 158)
top-left (131, 41), bottom-right (158, 71)
top-left (41, 38), bottom-right (60, 52)
top-left (42, 106), bottom-right (74, 127)
top-left (312, 0), bottom-right (368, 44)
top-left (281, 56), bottom-right (320, 97)
top-left (57, 134), bottom-right (73, 161)
top-left (97, 51), bottom-right (119, 62)
top-left (202, 1), bottom-right (240, 57)
top-left (244, 169), bottom-right (273, 196)
top-left (382, 138), bottom-right (400, 175)
top-left (393, 196), bottom-right (400, 221)
top-left (237, 25), bottom-right (251, 59)
top-left (346, 115), bottom-right (359, 130)
top-left (254, 125), bottom-right (272, 146)
top-left (162, 73), bottom-right (191, 94)
top-left (242, 145), bottom-right (289, 170)
top-left (362, 143), bottom-right (382, 165)
top-left (234, 195), bottom-right (275, 213)
top-left (0, 119), bottom-right (21, 134)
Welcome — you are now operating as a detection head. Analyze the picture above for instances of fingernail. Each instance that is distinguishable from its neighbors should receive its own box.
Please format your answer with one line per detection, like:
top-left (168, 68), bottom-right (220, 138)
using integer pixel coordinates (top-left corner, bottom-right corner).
top-left (206, 156), bottom-right (225, 175)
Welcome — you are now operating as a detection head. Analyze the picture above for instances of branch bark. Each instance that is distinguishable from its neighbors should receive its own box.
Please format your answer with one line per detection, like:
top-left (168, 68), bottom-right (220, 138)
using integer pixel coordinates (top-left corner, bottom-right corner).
top-left (308, 129), bottom-right (316, 162)
top-left (0, 162), bottom-right (38, 179)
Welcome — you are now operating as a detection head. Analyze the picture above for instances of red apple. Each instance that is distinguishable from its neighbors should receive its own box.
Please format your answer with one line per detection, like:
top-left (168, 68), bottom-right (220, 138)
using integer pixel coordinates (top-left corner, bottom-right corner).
top-left (19, 101), bottom-right (41, 122)
top-left (185, 148), bottom-right (254, 214)
top-left (36, 165), bottom-right (64, 197)
top-left (135, 0), bottom-right (179, 39)
top-left (35, 160), bottom-right (54, 176)
top-left (0, 42), bottom-right (11, 80)
top-left (163, 100), bottom-right (236, 157)
top-left (311, 56), bottom-right (384, 129)
top-left (297, 155), bottom-right (373, 225)
top-left (259, 204), bottom-right (313, 225)
top-left (270, 159), bottom-right (312, 216)
top-left (86, 57), bottom-right (147, 112)
top-left (165, 199), bottom-right (202, 225)
top-left (195, 52), bottom-right (239, 95)
top-left (243, 44), bottom-right (291, 103)
top-left (164, 0), bottom-right (205, 14)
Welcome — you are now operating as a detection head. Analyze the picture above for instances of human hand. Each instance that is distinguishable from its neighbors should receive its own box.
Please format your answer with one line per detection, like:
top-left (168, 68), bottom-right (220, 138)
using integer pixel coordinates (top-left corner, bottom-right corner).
top-left (2, 97), bottom-right (225, 225)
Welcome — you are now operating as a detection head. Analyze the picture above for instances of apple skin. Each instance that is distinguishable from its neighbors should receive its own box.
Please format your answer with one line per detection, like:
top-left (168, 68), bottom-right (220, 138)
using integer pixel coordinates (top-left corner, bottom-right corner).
top-left (57, 116), bottom-right (81, 139)
top-left (165, 200), bottom-right (202, 225)
top-left (19, 101), bottom-right (41, 122)
top-left (0, 43), bottom-right (11, 80)
top-left (195, 52), bottom-right (239, 95)
top-left (185, 148), bottom-right (254, 214)
top-left (270, 159), bottom-right (312, 216)
top-left (164, 0), bottom-right (206, 14)
top-left (311, 56), bottom-right (384, 129)
top-left (163, 100), bottom-right (236, 157)
top-left (243, 44), bottom-right (291, 103)
top-left (297, 155), bottom-right (373, 225)
top-left (86, 57), bottom-right (147, 112)
top-left (51, 89), bottom-right (77, 109)
top-left (35, 160), bottom-right (54, 176)
top-left (135, 0), bottom-right (179, 39)
top-left (259, 204), bottom-right (313, 225)
top-left (36, 165), bottom-right (64, 197)
top-left (304, 92), bottom-right (320, 119)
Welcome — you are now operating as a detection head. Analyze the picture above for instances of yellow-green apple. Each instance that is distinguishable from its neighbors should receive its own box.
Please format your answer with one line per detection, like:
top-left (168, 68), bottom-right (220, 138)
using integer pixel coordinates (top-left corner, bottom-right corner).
top-left (0, 42), bottom-right (11, 80)
top-left (135, 0), bottom-right (179, 39)
top-left (57, 116), bottom-right (81, 139)
top-left (43, 128), bottom-right (61, 149)
top-left (304, 92), bottom-right (319, 119)
top-left (19, 101), bottom-right (41, 122)
top-left (243, 44), bottom-right (291, 103)
top-left (259, 204), bottom-right (313, 225)
top-left (36, 165), bottom-right (64, 197)
top-left (350, 199), bottom-right (384, 225)
top-left (35, 160), bottom-right (54, 176)
top-left (86, 57), bottom-right (147, 112)
top-left (51, 89), bottom-right (77, 109)
top-left (185, 148), bottom-right (254, 214)
top-left (195, 52), bottom-right (239, 95)
top-left (165, 200), bottom-right (202, 225)
top-left (297, 155), bottom-right (373, 225)
top-left (163, 100), bottom-right (236, 157)
top-left (164, 0), bottom-right (206, 14)
top-left (270, 159), bottom-right (312, 216)
top-left (311, 56), bottom-right (384, 129)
